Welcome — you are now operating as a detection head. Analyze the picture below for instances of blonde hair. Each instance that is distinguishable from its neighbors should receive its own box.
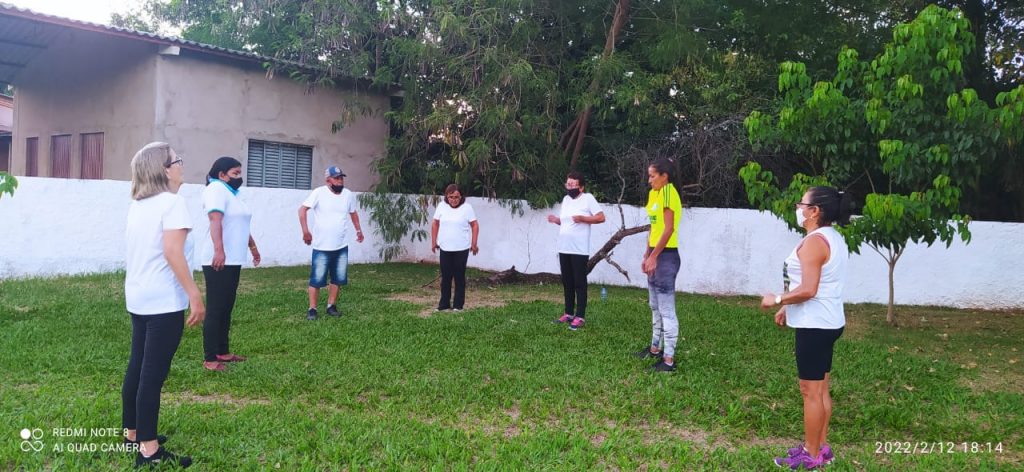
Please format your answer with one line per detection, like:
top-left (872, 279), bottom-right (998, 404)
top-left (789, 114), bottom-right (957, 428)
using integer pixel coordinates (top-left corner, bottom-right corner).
top-left (130, 142), bottom-right (173, 200)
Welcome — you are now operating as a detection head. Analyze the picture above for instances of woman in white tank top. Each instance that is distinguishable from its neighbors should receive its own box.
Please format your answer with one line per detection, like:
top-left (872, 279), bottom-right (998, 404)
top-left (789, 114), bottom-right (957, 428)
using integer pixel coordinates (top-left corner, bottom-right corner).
top-left (760, 186), bottom-right (851, 470)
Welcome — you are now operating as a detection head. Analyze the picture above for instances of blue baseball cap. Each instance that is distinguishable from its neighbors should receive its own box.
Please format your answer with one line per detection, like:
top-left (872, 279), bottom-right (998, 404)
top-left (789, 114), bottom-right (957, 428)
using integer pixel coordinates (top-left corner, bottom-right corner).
top-left (325, 166), bottom-right (346, 178)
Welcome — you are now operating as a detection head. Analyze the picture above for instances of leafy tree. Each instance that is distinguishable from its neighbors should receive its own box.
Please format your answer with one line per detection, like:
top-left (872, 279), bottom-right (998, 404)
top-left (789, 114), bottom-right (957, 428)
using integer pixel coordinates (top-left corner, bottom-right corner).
top-left (742, 5), bottom-right (1024, 325)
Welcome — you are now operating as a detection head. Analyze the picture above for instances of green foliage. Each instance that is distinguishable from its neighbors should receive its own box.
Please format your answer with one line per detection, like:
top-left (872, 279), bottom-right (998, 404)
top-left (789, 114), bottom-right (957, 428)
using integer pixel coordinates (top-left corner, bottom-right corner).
top-left (742, 6), bottom-right (1024, 321)
top-left (357, 192), bottom-right (430, 261)
top-left (743, 6), bottom-right (1024, 259)
top-left (0, 172), bottom-right (17, 200)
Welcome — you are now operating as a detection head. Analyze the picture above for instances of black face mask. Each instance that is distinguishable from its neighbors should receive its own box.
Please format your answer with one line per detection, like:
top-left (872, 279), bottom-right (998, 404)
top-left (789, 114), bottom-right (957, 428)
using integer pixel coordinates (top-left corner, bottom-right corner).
top-left (566, 188), bottom-right (581, 199)
top-left (330, 184), bottom-right (345, 194)
top-left (227, 177), bottom-right (243, 190)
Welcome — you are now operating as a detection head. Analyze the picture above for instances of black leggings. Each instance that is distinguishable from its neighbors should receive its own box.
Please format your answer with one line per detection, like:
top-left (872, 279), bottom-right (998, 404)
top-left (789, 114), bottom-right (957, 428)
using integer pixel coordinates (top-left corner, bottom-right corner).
top-left (202, 265), bottom-right (241, 362)
top-left (559, 253), bottom-right (589, 318)
top-left (439, 249), bottom-right (469, 309)
top-left (122, 311), bottom-right (184, 442)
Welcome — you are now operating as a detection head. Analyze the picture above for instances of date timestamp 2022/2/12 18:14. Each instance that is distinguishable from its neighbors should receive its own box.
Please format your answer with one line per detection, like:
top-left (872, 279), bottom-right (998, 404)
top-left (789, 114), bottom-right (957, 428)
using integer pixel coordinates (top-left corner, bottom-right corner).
top-left (875, 441), bottom-right (1005, 454)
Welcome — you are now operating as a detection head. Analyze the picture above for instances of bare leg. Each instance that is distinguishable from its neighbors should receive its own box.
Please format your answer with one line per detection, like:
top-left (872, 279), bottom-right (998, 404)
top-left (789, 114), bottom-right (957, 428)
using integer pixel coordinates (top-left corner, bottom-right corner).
top-left (820, 372), bottom-right (832, 446)
top-left (799, 379), bottom-right (827, 458)
top-left (328, 284), bottom-right (339, 306)
top-left (307, 287), bottom-right (319, 310)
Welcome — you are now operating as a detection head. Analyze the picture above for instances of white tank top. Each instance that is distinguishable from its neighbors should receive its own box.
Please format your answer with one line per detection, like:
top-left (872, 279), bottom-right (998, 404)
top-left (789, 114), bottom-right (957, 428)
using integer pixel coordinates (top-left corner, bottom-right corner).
top-left (783, 226), bottom-right (848, 329)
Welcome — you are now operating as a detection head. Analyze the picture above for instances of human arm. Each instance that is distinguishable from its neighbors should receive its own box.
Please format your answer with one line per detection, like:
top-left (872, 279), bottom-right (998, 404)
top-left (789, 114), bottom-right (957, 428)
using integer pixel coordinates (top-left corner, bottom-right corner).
top-left (162, 228), bottom-right (205, 327)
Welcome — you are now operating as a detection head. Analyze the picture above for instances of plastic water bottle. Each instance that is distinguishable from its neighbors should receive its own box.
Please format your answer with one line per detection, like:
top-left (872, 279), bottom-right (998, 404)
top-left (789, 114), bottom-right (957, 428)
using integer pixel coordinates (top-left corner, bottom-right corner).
top-left (600, 287), bottom-right (607, 301)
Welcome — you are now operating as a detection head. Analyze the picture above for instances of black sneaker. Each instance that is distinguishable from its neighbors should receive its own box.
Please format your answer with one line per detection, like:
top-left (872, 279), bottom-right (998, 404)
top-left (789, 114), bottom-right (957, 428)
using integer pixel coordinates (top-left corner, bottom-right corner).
top-left (135, 447), bottom-right (192, 468)
top-left (650, 360), bottom-right (676, 372)
top-left (306, 308), bottom-right (318, 320)
top-left (124, 434), bottom-right (167, 446)
top-left (633, 348), bottom-right (663, 359)
top-left (326, 305), bottom-right (341, 317)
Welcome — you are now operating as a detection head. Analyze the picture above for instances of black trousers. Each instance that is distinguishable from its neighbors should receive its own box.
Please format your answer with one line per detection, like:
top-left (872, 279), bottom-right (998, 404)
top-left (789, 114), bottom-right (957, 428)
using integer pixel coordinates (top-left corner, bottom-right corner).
top-left (438, 249), bottom-right (470, 309)
top-left (559, 253), bottom-right (589, 318)
top-left (202, 265), bottom-right (241, 362)
top-left (122, 311), bottom-right (184, 442)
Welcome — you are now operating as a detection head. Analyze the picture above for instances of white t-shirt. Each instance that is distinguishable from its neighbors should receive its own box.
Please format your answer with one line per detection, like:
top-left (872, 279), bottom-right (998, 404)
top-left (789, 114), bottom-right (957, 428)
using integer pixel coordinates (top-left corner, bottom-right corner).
top-left (125, 192), bottom-right (194, 315)
top-left (784, 226), bottom-right (849, 329)
top-left (557, 193), bottom-right (603, 255)
top-left (301, 186), bottom-right (358, 251)
top-left (433, 202), bottom-right (477, 251)
top-left (200, 180), bottom-right (253, 266)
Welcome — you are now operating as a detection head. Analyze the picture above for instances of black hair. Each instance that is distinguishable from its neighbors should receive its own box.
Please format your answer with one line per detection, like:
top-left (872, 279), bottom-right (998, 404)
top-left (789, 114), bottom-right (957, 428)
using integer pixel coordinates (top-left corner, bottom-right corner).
top-left (207, 156), bottom-right (242, 182)
top-left (444, 183), bottom-right (465, 207)
top-left (566, 170), bottom-right (585, 188)
top-left (806, 186), bottom-right (852, 227)
top-left (649, 158), bottom-right (675, 180)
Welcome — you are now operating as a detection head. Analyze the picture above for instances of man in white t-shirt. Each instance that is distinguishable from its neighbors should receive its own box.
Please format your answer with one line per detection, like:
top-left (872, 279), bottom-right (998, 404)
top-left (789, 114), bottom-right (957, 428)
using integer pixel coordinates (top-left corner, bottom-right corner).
top-left (298, 166), bottom-right (364, 320)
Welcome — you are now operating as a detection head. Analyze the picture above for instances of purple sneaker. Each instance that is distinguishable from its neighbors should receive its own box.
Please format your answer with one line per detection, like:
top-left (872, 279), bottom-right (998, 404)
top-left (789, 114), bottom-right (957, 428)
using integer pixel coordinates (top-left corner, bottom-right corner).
top-left (568, 317), bottom-right (585, 330)
top-left (788, 444), bottom-right (834, 464)
top-left (774, 449), bottom-right (825, 470)
top-left (554, 313), bottom-right (574, 324)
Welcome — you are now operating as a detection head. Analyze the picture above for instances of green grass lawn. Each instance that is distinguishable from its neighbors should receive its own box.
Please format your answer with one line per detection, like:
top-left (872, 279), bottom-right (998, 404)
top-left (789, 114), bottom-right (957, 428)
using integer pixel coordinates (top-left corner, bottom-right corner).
top-left (1, 263), bottom-right (1021, 471)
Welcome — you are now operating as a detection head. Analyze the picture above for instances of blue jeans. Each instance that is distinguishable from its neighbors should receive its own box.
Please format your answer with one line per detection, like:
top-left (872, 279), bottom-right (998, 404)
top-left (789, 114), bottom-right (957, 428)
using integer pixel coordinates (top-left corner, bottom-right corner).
top-left (648, 249), bottom-right (681, 358)
top-left (309, 247), bottom-right (349, 288)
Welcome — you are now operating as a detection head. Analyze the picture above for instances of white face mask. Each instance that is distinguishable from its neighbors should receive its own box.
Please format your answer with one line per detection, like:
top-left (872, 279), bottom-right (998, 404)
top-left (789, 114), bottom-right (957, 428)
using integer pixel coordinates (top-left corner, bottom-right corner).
top-left (795, 208), bottom-right (808, 227)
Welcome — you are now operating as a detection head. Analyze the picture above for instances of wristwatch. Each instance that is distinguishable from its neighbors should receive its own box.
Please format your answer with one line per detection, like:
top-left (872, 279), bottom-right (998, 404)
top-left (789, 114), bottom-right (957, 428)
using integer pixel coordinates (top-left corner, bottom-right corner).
top-left (774, 295), bottom-right (783, 305)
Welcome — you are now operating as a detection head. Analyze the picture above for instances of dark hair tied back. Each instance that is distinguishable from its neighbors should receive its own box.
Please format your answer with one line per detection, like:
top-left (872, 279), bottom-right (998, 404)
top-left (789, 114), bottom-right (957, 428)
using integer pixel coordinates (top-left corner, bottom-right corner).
top-left (807, 186), bottom-right (852, 227)
top-left (650, 158), bottom-right (675, 179)
top-left (207, 156), bottom-right (242, 182)
top-left (566, 171), bottom-right (586, 188)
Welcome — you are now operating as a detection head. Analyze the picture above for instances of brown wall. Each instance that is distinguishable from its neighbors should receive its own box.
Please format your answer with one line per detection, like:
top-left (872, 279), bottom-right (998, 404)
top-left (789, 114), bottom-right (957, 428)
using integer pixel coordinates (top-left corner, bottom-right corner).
top-left (155, 53), bottom-right (388, 191)
top-left (9, 28), bottom-right (389, 190)
top-left (10, 29), bottom-right (157, 180)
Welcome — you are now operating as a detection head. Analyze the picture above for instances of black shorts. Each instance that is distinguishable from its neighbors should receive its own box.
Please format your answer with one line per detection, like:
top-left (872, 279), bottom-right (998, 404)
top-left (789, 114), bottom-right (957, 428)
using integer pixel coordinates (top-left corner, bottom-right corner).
top-left (794, 327), bottom-right (844, 381)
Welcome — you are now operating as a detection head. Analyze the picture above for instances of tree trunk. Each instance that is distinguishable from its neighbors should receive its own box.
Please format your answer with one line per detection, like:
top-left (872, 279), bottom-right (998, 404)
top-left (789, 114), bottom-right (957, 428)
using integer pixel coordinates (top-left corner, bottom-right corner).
top-left (560, 0), bottom-right (630, 168)
top-left (885, 247), bottom-right (904, 327)
top-left (886, 258), bottom-right (898, 326)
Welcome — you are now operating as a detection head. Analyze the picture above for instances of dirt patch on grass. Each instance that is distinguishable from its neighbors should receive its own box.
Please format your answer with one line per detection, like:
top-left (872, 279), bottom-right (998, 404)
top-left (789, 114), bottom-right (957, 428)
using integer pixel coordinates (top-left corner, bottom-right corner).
top-left (169, 391), bottom-right (271, 407)
top-left (387, 285), bottom-right (564, 317)
top-left (636, 420), bottom-right (792, 452)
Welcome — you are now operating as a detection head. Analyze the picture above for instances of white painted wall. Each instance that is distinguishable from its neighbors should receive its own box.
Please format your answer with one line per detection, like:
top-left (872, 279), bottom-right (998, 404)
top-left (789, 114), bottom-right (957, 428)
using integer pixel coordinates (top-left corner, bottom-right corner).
top-left (3, 177), bottom-right (1023, 309)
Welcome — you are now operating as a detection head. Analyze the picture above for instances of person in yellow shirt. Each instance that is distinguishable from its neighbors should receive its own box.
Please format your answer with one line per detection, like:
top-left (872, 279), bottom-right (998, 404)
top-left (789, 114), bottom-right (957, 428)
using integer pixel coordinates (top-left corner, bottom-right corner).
top-left (634, 158), bottom-right (683, 372)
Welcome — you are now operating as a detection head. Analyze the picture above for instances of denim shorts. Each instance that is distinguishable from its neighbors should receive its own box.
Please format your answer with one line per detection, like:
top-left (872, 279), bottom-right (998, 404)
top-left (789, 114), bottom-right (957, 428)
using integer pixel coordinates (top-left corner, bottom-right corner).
top-left (309, 247), bottom-right (349, 288)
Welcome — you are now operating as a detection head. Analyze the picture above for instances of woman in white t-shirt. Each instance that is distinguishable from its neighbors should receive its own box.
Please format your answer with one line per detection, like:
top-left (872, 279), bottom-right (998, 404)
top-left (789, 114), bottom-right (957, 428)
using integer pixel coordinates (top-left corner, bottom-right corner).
top-left (760, 186), bottom-right (851, 470)
top-left (431, 184), bottom-right (479, 310)
top-left (122, 142), bottom-right (205, 468)
top-left (546, 171), bottom-right (605, 330)
top-left (200, 157), bottom-right (261, 372)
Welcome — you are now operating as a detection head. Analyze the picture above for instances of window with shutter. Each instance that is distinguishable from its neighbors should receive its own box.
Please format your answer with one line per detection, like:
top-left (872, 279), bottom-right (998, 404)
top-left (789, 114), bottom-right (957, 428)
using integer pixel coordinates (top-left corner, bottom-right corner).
top-left (246, 139), bottom-right (313, 189)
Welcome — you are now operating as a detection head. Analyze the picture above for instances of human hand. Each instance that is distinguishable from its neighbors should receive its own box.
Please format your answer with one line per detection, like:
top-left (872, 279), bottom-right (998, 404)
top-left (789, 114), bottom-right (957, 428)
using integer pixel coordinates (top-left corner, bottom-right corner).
top-left (212, 249), bottom-right (226, 271)
top-left (186, 296), bottom-right (206, 327)
top-left (302, 231), bottom-right (312, 245)
top-left (547, 215), bottom-right (559, 224)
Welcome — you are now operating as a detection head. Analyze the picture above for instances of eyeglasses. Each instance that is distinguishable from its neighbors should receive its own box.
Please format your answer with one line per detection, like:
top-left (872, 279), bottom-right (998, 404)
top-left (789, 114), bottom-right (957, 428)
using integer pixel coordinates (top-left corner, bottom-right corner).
top-left (164, 158), bottom-right (183, 168)
top-left (795, 202), bottom-right (816, 208)
top-left (446, 194), bottom-right (462, 200)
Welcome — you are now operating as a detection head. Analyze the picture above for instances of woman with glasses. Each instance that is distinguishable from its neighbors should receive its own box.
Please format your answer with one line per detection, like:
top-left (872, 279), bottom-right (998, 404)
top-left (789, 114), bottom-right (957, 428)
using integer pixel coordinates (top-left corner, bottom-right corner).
top-left (760, 186), bottom-right (851, 470)
top-left (431, 184), bottom-right (479, 311)
top-left (547, 171), bottom-right (605, 330)
top-left (123, 142), bottom-right (204, 468)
